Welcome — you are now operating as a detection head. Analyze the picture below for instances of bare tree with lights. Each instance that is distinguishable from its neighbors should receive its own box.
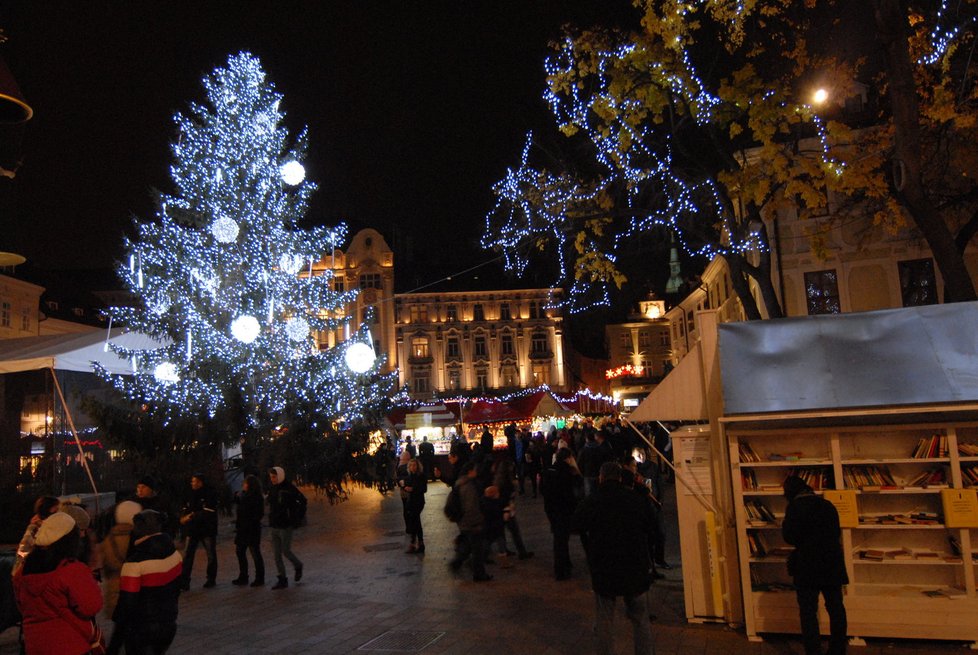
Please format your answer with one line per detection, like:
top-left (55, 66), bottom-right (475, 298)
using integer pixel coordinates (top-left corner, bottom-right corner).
top-left (97, 52), bottom-right (397, 473)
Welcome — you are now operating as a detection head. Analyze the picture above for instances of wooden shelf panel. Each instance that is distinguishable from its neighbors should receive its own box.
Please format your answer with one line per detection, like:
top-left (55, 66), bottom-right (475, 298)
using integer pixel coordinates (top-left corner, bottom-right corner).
top-left (740, 460), bottom-right (832, 467)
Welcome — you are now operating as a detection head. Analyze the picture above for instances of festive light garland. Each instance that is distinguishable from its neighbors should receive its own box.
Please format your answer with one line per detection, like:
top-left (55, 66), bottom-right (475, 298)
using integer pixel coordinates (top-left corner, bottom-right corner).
top-left (97, 52), bottom-right (397, 425)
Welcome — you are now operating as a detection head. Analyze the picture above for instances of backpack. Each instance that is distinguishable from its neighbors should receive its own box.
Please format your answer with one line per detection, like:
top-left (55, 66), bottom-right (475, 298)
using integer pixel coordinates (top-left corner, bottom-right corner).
top-left (291, 488), bottom-right (308, 528)
top-left (443, 486), bottom-right (463, 523)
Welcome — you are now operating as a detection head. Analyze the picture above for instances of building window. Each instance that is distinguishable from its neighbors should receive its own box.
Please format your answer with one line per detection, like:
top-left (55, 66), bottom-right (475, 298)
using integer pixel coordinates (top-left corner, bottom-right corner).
top-left (499, 303), bottom-right (511, 321)
top-left (500, 364), bottom-right (518, 387)
top-left (805, 269), bottom-right (841, 315)
top-left (638, 331), bottom-right (650, 348)
top-left (528, 300), bottom-right (540, 319)
top-left (333, 277), bottom-right (345, 292)
top-left (531, 363), bottom-right (550, 386)
top-left (412, 337), bottom-right (429, 358)
top-left (446, 305), bottom-right (458, 322)
top-left (21, 307), bottom-right (31, 332)
top-left (659, 332), bottom-right (669, 346)
top-left (531, 330), bottom-right (548, 354)
top-left (475, 366), bottom-right (489, 390)
top-left (686, 310), bottom-right (695, 331)
top-left (501, 332), bottom-right (514, 356)
top-left (618, 332), bottom-right (629, 349)
top-left (1, 302), bottom-right (10, 328)
top-left (473, 304), bottom-right (485, 321)
top-left (898, 259), bottom-right (938, 307)
top-left (409, 305), bottom-right (428, 323)
top-left (446, 336), bottom-right (461, 358)
top-left (412, 368), bottom-right (430, 394)
top-left (359, 273), bottom-right (382, 289)
top-left (474, 334), bottom-right (488, 358)
top-left (447, 367), bottom-right (461, 390)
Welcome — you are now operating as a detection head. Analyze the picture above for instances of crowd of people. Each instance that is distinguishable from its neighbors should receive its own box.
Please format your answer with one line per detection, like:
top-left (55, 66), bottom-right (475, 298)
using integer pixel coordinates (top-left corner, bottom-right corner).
top-left (8, 419), bottom-right (680, 655)
top-left (8, 463), bottom-right (308, 654)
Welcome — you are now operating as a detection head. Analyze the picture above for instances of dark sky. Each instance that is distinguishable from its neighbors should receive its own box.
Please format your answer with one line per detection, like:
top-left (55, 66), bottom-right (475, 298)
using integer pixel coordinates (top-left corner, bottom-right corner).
top-left (0, 1), bottom-right (635, 292)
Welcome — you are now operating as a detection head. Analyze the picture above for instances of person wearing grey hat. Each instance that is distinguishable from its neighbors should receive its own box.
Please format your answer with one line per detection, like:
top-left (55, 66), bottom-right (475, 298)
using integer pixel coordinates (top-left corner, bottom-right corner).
top-left (13, 512), bottom-right (105, 655)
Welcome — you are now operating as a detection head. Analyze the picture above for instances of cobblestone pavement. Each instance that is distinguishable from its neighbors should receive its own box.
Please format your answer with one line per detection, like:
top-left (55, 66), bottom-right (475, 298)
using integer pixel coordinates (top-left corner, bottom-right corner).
top-left (2, 478), bottom-right (971, 654)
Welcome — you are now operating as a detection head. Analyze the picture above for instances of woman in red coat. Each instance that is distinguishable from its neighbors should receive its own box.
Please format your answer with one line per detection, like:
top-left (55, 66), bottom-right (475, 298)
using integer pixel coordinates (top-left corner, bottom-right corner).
top-left (14, 512), bottom-right (103, 655)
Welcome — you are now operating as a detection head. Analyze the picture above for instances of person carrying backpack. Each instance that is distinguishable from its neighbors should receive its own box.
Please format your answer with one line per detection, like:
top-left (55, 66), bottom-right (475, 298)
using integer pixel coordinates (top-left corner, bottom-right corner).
top-left (267, 467), bottom-right (305, 590)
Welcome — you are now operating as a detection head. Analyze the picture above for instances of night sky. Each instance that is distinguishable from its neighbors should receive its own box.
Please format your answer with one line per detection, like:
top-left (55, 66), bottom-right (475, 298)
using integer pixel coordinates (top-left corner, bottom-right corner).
top-left (0, 1), bottom-right (636, 293)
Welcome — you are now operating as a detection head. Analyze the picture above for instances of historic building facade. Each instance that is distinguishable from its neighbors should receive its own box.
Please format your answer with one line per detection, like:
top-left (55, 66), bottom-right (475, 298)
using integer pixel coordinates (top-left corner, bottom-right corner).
top-left (395, 288), bottom-right (566, 399)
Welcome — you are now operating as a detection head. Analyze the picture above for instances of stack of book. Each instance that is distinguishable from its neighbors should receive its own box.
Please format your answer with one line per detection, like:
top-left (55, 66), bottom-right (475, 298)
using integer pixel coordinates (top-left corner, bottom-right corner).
top-left (843, 465), bottom-right (898, 489)
top-left (747, 532), bottom-right (767, 557)
top-left (745, 499), bottom-right (777, 525)
top-left (739, 442), bottom-right (762, 463)
top-left (904, 467), bottom-right (948, 488)
top-left (741, 469), bottom-right (758, 491)
top-left (961, 465), bottom-right (978, 487)
top-left (959, 442), bottom-right (978, 456)
top-left (911, 434), bottom-right (948, 458)
top-left (858, 511), bottom-right (941, 525)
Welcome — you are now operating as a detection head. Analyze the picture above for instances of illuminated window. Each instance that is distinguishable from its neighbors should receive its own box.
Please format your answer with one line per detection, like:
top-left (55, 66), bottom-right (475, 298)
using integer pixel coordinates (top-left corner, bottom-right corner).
top-left (500, 364), bottom-right (518, 387)
top-left (474, 334), bottom-right (488, 358)
top-left (412, 337), bottom-right (429, 358)
top-left (499, 303), bottom-right (511, 321)
top-left (447, 367), bottom-right (461, 390)
top-left (446, 336), bottom-right (461, 358)
top-left (475, 366), bottom-right (489, 390)
top-left (446, 305), bottom-right (458, 322)
top-left (805, 269), bottom-right (841, 315)
top-left (473, 304), bottom-right (485, 321)
top-left (638, 331), bottom-right (650, 348)
top-left (412, 368), bottom-right (430, 394)
top-left (898, 259), bottom-right (937, 307)
top-left (501, 333), bottom-right (514, 356)
top-left (333, 277), bottom-right (345, 292)
top-left (531, 363), bottom-right (550, 385)
top-left (528, 300), bottom-right (540, 319)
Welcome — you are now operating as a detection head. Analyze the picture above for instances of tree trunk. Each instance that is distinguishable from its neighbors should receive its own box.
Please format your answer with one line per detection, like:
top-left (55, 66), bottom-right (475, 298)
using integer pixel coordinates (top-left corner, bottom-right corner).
top-left (874, 0), bottom-right (978, 302)
top-left (725, 253), bottom-right (764, 321)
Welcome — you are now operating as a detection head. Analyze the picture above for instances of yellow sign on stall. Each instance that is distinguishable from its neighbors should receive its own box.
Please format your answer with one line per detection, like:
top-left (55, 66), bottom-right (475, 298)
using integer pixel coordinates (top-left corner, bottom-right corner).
top-left (823, 489), bottom-right (859, 528)
top-left (941, 488), bottom-right (978, 528)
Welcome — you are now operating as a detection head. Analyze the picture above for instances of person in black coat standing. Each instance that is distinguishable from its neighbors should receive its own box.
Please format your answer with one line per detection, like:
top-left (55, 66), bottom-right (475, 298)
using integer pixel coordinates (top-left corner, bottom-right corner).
top-left (231, 474), bottom-right (265, 587)
top-left (573, 461), bottom-right (655, 655)
top-left (541, 447), bottom-right (583, 581)
top-left (781, 475), bottom-right (848, 655)
top-left (179, 473), bottom-right (218, 590)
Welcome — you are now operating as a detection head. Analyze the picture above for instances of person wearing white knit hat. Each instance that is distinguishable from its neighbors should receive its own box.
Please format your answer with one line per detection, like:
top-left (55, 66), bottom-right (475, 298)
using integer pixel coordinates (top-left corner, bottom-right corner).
top-left (14, 511), bottom-right (104, 654)
top-left (99, 499), bottom-right (144, 654)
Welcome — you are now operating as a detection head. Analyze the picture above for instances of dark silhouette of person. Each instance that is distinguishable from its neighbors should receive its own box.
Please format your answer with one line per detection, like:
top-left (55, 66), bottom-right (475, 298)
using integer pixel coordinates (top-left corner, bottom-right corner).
top-left (782, 475), bottom-right (848, 655)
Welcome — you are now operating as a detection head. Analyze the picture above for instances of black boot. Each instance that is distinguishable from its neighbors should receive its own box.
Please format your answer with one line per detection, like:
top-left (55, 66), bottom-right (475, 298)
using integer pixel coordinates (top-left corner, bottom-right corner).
top-left (272, 576), bottom-right (288, 590)
top-left (231, 575), bottom-right (248, 586)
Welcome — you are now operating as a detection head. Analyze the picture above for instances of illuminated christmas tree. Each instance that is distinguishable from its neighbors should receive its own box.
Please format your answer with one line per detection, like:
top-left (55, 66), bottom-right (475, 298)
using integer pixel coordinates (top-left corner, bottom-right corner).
top-left (98, 52), bottom-right (396, 443)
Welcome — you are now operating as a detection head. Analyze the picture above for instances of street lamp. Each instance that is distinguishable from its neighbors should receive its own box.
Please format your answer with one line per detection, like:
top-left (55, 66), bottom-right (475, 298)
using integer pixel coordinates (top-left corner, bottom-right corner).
top-left (812, 88), bottom-right (829, 106)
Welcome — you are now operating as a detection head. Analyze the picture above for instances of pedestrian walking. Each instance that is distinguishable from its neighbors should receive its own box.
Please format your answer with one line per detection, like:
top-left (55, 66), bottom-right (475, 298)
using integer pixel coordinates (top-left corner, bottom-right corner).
top-left (574, 461), bottom-right (655, 655)
top-left (98, 499), bottom-right (142, 655)
top-left (231, 474), bottom-right (265, 587)
top-left (267, 466), bottom-right (305, 589)
top-left (541, 447), bottom-right (583, 581)
top-left (179, 473), bottom-right (219, 590)
top-left (116, 510), bottom-right (182, 654)
top-left (448, 461), bottom-right (492, 582)
top-left (782, 475), bottom-right (848, 655)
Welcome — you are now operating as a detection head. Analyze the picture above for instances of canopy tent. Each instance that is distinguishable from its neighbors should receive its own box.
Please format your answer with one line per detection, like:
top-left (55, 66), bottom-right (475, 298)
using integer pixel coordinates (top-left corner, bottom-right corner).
top-left (464, 398), bottom-right (523, 425)
top-left (628, 341), bottom-right (707, 422)
top-left (0, 329), bottom-right (161, 507)
top-left (0, 329), bottom-right (161, 374)
top-left (508, 390), bottom-right (574, 420)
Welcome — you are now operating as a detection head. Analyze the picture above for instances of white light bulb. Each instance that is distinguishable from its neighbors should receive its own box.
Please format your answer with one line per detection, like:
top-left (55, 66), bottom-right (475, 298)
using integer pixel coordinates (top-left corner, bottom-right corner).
top-left (280, 161), bottom-right (306, 186)
top-left (231, 315), bottom-right (261, 343)
top-left (286, 316), bottom-right (310, 342)
top-left (345, 342), bottom-right (375, 374)
top-left (154, 362), bottom-right (180, 384)
top-left (211, 217), bottom-right (240, 243)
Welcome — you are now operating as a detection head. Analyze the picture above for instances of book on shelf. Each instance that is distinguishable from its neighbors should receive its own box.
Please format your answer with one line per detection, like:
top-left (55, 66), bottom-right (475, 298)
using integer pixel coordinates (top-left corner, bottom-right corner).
top-left (843, 465), bottom-right (897, 489)
top-left (885, 548), bottom-right (914, 559)
top-left (911, 434), bottom-right (947, 458)
top-left (959, 442), bottom-right (978, 456)
top-left (961, 465), bottom-right (978, 486)
top-left (747, 531), bottom-right (767, 557)
top-left (767, 452), bottom-right (805, 461)
top-left (904, 467), bottom-right (947, 488)
top-left (858, 512), bottom-right (941, 525)
top-left (741, 469), bottom-right (758, 491)
top-left (739, 442), bottom-right (762, 463)
top-left (921, 586), bottom-right (966, 598)
top-left (744, 499), bottom-right (776, 523)
top-left (859, 549), bottom-right (886, 560)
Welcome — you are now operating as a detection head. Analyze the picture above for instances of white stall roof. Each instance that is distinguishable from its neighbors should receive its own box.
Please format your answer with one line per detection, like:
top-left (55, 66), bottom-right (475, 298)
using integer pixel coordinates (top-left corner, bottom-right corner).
top-left (718, 302), bottom-right (978, 415)
top-left (0, 329), bottom-right (161, 375)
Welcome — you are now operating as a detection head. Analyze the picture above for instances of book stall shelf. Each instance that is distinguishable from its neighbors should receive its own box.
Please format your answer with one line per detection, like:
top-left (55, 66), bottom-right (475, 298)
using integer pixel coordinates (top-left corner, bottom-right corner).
top-left (725, 418), bottom-right (978, 646)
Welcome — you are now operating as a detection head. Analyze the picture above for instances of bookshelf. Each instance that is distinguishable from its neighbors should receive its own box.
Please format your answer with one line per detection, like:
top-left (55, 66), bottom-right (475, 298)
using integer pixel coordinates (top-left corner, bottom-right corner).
top-left (727, 420), bottom-right (978, 645)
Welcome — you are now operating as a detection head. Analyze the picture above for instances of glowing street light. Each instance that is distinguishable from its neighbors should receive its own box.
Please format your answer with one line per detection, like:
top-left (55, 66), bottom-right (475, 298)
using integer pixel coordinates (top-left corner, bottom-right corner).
top-left (812, 88), bottom-right (829, 106)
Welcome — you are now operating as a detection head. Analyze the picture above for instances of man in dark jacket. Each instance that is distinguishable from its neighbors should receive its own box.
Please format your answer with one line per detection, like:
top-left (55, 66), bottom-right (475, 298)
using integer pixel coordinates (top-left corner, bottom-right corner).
top-left (116, 510), bottom-right (182, 654)
top-left (782, 475), bottom-right (848, 655)
top-left (574, 461), bottom-right (655, 655)
top-left (542, 447), bottom-right (583, 580)
top-left (448, 461), bottom-right (492, 582)
top-left (267, 466), bottom-right (305, 590)
top-left (179, 473), bottom-right (218, 590)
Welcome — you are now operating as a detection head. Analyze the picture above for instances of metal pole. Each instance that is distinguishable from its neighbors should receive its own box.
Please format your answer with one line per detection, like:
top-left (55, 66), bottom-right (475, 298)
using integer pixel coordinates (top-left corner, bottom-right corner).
top-left (49, 368), bottom-right (100, 511)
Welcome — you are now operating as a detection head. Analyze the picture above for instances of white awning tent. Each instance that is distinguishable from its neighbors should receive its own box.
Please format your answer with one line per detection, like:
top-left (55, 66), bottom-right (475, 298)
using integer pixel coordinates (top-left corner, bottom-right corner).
top-left (0, 329), bottom-right (162, 505)
top-left (0, 329), bottom-right (161, 375)
top-left (627, 341), bottom-right (707, 422)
